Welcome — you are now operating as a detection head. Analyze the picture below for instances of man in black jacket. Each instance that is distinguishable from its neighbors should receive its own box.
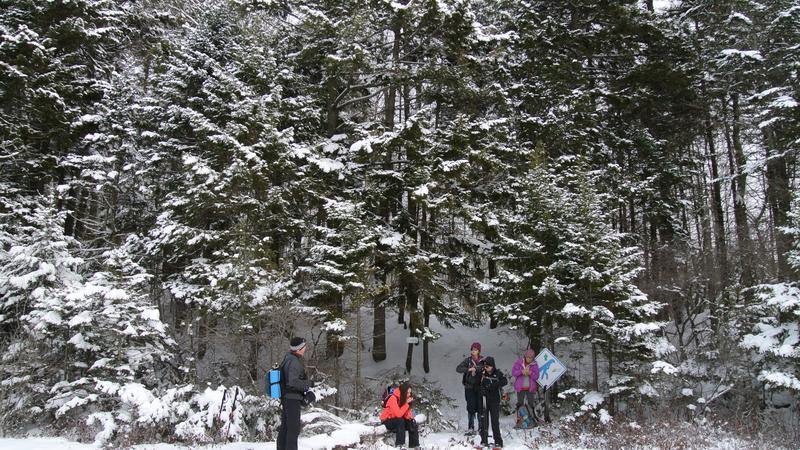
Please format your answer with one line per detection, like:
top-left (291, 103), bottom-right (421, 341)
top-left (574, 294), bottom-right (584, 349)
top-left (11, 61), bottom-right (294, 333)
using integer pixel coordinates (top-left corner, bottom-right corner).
top-left (479, 356), bottom-right (507, 449)
top-left (277, 337), bottom-right (314, 450)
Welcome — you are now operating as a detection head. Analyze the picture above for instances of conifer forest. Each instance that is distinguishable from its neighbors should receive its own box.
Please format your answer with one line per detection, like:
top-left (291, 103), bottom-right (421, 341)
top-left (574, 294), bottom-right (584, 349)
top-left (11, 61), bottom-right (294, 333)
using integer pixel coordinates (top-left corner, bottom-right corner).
top-left (0, 0), bottom-right (798, 447)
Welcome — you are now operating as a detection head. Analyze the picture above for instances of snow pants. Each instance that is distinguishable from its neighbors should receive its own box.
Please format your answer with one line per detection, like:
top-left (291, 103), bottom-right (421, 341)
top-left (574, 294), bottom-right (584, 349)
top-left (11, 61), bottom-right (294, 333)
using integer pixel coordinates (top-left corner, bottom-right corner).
top-left (480, 398), bottom-right (503, 448)
top-left (464, 387), bottom-right (483, 430)
top-left (277, 398), bottom-right (302, 450)
top-left (383, 418), bottom-right (420, 447)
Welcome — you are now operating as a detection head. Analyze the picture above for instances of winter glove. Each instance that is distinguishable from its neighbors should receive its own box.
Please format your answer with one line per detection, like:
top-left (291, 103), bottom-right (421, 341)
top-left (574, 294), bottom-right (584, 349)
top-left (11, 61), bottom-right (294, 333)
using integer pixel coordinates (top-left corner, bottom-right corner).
top-left (302, 390), bottom-right (316, 407)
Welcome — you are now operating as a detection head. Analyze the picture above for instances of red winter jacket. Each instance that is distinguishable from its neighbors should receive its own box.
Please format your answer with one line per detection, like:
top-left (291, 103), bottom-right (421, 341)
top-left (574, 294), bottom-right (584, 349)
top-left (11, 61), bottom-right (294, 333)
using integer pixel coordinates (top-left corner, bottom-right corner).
top-left (380, 388), bottom-right (413, 421)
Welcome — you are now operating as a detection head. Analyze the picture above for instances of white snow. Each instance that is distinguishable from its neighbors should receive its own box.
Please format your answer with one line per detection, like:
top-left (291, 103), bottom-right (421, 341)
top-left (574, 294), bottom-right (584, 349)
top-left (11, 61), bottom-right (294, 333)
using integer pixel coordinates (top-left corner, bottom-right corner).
top-left (0, 309), bottom-right (789, 449)
top-left (771, 95), bottom-right (798, 109)
top-left (310, 157), bottom-right (344, 173)
top-left (720, 49), bottom-right (763, 61)
top-left (651, 360), bottom-right (678, 375)
top-left (412, 184), bottom-right (429, 198)
top-left (581, 391), bottom-right (604, 410)
top-left (379, 232), bottom-right (403, 247)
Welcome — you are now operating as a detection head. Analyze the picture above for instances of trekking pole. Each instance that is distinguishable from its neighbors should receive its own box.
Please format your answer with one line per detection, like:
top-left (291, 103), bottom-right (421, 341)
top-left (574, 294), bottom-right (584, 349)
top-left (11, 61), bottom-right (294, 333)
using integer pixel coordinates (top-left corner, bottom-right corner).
top-left (481, 392), bottom-right (488, 445)
top-left (225, 387), bottom-right (240, 440)
top-left (212, 388), bottom-right (228, 443)
top-left (218, 388), bottom-right (228, 419)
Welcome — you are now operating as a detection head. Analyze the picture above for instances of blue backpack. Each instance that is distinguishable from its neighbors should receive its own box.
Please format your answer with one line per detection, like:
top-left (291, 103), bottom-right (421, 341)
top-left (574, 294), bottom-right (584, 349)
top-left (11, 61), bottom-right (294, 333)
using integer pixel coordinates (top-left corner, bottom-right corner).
top-left (267, 362), bottom-right (285, 398)
top-left (517, 404), bottom-right (533, 428)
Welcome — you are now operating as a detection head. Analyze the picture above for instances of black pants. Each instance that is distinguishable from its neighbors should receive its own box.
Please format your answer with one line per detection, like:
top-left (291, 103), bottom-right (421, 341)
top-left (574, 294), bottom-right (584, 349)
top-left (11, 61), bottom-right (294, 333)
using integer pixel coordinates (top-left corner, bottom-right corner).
top-left (277, 398), bottom-right (302, 450)
top-left (383, 418), bottom-right (419, 447)
top-left (464, 388), bottom-right (483, 430)
top-left (480, 398), bottom-right (502, 447)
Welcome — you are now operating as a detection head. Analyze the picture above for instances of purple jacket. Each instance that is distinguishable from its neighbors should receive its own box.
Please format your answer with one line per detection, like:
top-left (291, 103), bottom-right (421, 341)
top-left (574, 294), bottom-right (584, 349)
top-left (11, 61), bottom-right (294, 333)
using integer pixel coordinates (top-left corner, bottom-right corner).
top-left (511, 357), bottom-right (539, 392)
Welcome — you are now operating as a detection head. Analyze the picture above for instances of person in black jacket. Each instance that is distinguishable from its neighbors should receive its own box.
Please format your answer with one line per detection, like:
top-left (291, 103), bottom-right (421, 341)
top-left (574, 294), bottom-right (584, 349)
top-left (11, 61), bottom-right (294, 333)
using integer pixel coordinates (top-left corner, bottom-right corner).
top-left (277, 337), bottom-right (314, 450)
top-left (479, 357), bottom-right (507, 448)
top-left (456, 342), bottom-right (485, 435)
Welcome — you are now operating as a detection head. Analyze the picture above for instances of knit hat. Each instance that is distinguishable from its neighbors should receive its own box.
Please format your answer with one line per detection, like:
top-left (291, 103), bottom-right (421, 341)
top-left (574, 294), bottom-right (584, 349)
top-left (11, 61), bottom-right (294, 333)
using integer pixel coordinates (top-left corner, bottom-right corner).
top-left (470, 342), bottom-right (481, 351)
top-left (524, 349), bottom-right (535, 360)
top-left (483, 356), bottom-right (495, 367)
top-left (289, 337), bottom-right (307, 352)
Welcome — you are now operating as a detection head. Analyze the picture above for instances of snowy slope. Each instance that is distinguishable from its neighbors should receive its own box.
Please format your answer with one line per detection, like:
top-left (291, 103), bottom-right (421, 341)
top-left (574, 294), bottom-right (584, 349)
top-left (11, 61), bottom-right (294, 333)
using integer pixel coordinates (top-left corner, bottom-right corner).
top-left (351, 309), bottom-right (530, 427)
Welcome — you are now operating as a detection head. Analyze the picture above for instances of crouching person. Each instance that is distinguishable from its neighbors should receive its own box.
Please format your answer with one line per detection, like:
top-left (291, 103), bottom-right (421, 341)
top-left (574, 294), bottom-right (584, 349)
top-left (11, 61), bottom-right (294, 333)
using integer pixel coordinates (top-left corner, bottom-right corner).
top-left (380, 382), bottom-right (420, 448)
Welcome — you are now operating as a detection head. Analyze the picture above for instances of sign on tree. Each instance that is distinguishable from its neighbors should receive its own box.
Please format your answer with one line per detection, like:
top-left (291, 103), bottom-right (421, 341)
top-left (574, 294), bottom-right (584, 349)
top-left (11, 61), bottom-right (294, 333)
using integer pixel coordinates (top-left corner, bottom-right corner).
top-left (536, 348), bottom-right (566, 389)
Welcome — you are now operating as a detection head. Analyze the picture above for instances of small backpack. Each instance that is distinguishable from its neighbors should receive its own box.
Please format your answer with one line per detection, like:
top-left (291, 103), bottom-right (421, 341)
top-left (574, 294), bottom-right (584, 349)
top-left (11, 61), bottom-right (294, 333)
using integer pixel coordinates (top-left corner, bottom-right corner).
top-left (516, 403), bottom-right (534, 428)
top-left (380, 384), bottom-right (395, 408)
top-left (267, 359), bottom-right (287, 399)
top-left (267, 362), bottom-right (282, 398)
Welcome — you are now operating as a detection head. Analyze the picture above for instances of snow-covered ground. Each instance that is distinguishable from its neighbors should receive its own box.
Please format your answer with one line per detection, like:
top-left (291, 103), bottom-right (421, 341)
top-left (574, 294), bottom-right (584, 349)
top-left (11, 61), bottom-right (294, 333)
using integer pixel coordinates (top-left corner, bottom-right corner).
top-left (1, 421), bottom-right (787, 450)
top-left (1, 313), bottom-right (791, 449)
top-left (355, 311), bottom-right (529, 426)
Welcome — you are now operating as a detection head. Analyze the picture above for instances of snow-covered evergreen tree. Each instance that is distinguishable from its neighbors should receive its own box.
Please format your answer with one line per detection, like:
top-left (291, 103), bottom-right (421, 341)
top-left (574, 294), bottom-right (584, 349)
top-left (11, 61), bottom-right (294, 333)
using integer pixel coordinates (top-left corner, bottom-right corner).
top-left (0, 201), bottom-right (82, 430)
top-left (0, 202), bottom-right (177, 440)
top-left (740, 191), bottom-right (800, 393)
top-left (0, 0), bottom-right (127, 230)
top-left (556, 163), bottom-right (665, 406)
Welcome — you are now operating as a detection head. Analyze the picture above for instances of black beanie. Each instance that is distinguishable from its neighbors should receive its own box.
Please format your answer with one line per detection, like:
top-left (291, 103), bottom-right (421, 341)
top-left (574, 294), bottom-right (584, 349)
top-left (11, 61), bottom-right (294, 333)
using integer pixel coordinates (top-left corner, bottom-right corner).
top-left (289, 337), bottom-right (306, 352)
top-left (483, 356), bottom-right (495, 367)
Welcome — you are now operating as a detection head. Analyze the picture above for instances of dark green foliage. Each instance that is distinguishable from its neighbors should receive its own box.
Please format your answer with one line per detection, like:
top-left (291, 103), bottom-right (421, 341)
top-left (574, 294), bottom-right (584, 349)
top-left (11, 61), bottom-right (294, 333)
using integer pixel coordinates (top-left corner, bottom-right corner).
top-left (1, 0), bottom-right (799, 441)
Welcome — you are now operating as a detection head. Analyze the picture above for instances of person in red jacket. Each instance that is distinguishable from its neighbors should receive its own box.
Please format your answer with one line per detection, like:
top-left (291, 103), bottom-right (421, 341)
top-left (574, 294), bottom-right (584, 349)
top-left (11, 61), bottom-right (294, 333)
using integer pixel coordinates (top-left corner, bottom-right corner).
top-left (380, 382), bottom-right (420, 448)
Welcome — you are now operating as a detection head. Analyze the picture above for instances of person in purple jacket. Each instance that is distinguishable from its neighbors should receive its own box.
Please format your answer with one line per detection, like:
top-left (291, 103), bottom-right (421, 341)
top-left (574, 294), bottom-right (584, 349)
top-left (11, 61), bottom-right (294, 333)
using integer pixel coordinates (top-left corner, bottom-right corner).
top-left (511, 349), bottom-right (540, 420)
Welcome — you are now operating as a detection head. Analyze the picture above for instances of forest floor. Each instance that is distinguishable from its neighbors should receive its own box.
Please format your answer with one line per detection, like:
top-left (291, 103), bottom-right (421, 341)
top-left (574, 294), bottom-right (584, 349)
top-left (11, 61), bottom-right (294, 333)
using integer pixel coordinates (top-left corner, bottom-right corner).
top-left (1, 416), bottom-right (792, 450)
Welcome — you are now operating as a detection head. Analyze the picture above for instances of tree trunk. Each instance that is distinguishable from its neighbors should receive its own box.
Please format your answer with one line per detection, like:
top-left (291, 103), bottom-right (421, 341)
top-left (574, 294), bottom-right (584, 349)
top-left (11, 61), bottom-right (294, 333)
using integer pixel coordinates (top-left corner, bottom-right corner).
top-left (607, 343), bottom-right (615, 414)
top-left (764, 127), bottom-right (793, 280)
top-left (325, 291), bottom-right (345, 358)
top-left (591, 341), bottom-right (599, 391)
top-left (249, 334), bottom-right (259, 384)
top-left (488, 258), bottom-right (498, 329)
top-left (725, 93), bottom-right (755, 291)
top-left (384, 18), bottom-right (401, 130)
top-left (354, 296), bottom-right (362, 408)
top-left (403, 84), bottom-right (411, 124)
top-left (63, 185), bottom-right (81, 237)
top-left (703, 100), bottom-right (728, 330)
top-left (372, 269), bottom-right (388, 362)
top-left (423, 298), bottom-right (431, 373)
top-left (421, 206), bottom-right (431, 373)
top-left (197, 311), bottom-right (208, 360)
top-left (326, 102), bottom-right (339, 137)
top-left (403, 271), bottom-right (419, 373)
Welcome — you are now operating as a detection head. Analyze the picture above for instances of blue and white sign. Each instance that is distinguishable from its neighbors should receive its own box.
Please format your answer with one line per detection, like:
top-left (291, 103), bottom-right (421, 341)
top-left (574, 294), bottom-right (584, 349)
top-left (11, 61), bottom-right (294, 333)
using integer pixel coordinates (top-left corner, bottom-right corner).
top-left (536, 348), bottom-right (566, 389)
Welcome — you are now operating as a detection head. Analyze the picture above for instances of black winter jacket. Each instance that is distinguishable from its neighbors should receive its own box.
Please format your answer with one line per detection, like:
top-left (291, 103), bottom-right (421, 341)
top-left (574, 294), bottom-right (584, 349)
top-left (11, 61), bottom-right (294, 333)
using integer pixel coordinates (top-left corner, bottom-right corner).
top-left (280, 352), bottom-right (312, 401)
top-left (479, 368), bottom-right (508, 403)
top-left (456, 356), bottom-right (485, 390)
